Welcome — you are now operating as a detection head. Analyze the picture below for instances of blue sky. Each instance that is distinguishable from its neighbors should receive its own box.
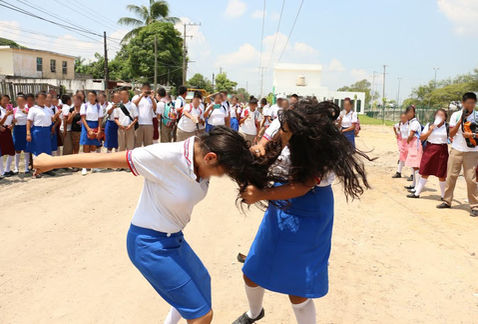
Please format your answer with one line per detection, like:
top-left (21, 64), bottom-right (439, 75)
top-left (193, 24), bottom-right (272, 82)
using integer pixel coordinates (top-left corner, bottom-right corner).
top-left (0, 0), bottom-right (477, 100)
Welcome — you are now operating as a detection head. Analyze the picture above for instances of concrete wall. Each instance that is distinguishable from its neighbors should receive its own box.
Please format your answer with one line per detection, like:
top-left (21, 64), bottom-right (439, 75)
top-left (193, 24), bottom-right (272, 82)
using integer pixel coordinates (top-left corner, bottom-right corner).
top-left (5, 77), bottom-right (105, 93)
top-left (0, 49), bottom-right (14, 76)
top-left (273, 64), bottom-right (325, 97)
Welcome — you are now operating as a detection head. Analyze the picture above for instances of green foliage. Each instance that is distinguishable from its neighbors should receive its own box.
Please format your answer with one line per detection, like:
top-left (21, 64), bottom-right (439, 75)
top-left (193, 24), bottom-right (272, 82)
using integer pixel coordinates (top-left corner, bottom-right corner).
top-left (214, 73), bottom-right (237, 93)
top-left (266, 92), bottom-right (275, 104)
top-left (359, 115), bottom-right (395, 126)
top-left (337, 79), bottom-right (375, 105)
top-left (0, 37), bottom-right (25, 48)
top-left (234, 88), bottom-right (250, 103)
top-left (186, 73), bottom-right (213, 93)
top-left (75, 53), bottom-right (105, 78)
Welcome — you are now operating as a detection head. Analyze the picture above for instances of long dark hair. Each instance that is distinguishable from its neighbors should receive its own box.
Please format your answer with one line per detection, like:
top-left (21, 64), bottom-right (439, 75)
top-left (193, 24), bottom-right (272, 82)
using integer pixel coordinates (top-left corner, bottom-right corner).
top-left (243, 99), bottom-right (374, 201)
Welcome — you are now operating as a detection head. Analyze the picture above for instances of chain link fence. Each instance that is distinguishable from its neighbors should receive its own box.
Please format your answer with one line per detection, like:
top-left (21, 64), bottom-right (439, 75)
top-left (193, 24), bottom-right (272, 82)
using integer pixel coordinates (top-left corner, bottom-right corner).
top-left (365, 106), bottom-right (457, 124)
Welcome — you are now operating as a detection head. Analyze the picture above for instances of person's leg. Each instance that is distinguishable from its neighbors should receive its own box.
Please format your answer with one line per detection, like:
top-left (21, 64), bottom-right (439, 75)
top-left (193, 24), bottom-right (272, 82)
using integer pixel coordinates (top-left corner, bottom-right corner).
top-left (439, 177), bottom-right (446, 199)
top-left (186, 310), bottom-right (213, 324)
top-left (413, 175), bottom-right (428, 196)
top-left (144, 125), bottom-right (154, 146)
top-left (24, 151), bottom-right (30, 172)
top-left (118, 129), bottom-right (126, 152)
top-left (0, 155), bottom-right (4, 175)
top-left (163, 307), bottom-right (182, 324)
top-left (243, 275), bottom-right (265, 319)
top-left (5, 154), bottom-right (13, 173)
top-left (126, 128), bottom-right (135, 150)
top-left (289, 295), bottom-right (316, 324)
top-left (397, 160), bottom-right (404, 174)
top-left (82, 145), bottom-right (91, 175)
top-left (135, 125), bottom-right (144, 148)
top-left (443, 149), bottom-right (463, 206)
top-left (14, 151), bottom-right (21, 172)
top-left (462, 151), bottom-right (478, 211)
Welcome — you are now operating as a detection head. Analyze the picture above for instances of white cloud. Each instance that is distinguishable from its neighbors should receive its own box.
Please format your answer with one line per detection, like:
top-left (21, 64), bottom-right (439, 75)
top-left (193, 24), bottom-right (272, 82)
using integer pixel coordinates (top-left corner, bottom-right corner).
top-left (437, 0), bottom-right (478, 34)
top-left (225, 0), bottom-right (247, 18)
top-left (251, 9), bottom-right (265, 19)
top-left (175, 17), bottom-right (212, 66)
top-left (350, 68), bottom-right (370, 81)
top-left (328, 58), bottom-right (345, 72)
top-left (215, 43), bottom-right (259, 67)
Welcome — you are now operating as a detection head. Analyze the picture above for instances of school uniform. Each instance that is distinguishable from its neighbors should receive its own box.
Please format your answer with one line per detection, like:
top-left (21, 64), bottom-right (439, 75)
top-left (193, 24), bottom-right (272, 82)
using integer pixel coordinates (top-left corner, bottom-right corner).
top-left (398, 122), bottom-right (409, 162)
top-left (239, 107), bottom-right (259, 143)
top-left (69, 107), bottom-right (82, 149)
top-left (103, 102), bottom-right (119, 150)
top-left (243, 146), bottom-right (335, 298)
top-left (269, 104), bottom-right (281, 121)
top-left (0, 107), bottom-right (15, 157)
top-left (206, 104), bottom-right (228, 132)
top-left (26, 105), bottom-right (52, 156)
top-left (419, 123), bottom-right (449, 178)
top-left (263, 118), bottom-right (280, 141)
top-left (177, 103), bottom-right (204, 141)
top-left (60, 104), bottom-right (73, 155)
top-left (133, 95), bottom-right (155, 147)
top-left (46, 105), bottom-right (59, 152)
top-left (405, 118), bottom-right (423, 168)
top-left (340, 110), bottom-right (358, 148)
top-left (12, 106), bottom-right (29, 152)
top-left (115, 101), bottom-right (138, 151)
top-left (229, 103), bottom-right (241, 131)
top-left (80, 102), bottom-right (103, 147)
top-left (125, 137), bottom-right (211, 320)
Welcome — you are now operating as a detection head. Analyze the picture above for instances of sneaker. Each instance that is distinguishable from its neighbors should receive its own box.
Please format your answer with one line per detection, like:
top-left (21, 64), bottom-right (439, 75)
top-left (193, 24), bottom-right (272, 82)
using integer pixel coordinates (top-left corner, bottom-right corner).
top-left (436, 202), bottom-right (451, 209)
top-left (407, 188), bottom-right (416, 193)
top-left (407, 175), bottom-right (414, 182)
top-left (233, 309), bottom-right (265, 324)
top-left (12, 170), bottom-right (19, 175)
top-left (407, 193), bottom-right (419, 198)
top-left (82, 168), bottom-right (88, 176)
top-left (392, 172), bottom-right (402, 178)
top-left (404, 185), bottom-right (415, 190)
top-left (470, 210), bottom-right (478, 217)
top-left (92, 168), bottom-right (100, 173)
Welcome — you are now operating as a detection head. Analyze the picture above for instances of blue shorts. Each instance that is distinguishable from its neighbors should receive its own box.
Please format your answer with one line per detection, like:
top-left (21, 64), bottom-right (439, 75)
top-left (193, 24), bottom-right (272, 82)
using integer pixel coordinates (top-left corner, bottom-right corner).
top-left (126, 224), bottom-right (211, 320)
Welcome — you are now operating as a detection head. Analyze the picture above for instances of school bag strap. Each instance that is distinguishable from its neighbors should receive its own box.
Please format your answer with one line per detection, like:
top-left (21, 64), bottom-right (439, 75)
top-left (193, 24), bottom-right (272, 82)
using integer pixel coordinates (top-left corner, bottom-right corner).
top-left (119, 103), bottom-right (135, 123)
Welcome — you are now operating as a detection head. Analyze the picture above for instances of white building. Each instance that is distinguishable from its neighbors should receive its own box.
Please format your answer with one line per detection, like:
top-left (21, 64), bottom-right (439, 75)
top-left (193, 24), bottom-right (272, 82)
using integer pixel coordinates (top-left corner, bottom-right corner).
top-left (273, 63), bottom-right (366, 114)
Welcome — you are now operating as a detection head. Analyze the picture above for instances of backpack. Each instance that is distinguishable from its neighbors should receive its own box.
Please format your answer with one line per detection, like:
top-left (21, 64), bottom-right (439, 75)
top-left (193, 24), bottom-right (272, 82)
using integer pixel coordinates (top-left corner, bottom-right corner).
top-left (162, 102), bottom-right (178, 127)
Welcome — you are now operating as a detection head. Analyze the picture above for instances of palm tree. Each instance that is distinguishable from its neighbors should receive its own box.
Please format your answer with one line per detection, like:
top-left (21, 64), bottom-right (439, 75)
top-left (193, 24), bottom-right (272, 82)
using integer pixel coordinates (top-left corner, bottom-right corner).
top-left (118, 0), bottom-right (179, 43)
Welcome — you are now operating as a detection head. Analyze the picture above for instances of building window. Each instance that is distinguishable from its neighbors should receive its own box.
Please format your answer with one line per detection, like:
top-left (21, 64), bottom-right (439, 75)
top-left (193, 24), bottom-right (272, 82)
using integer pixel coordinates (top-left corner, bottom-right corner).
top-left (36, 57), bottom-right (42, 72)
top-left (62, 61), bottom-right (67, 74)
top-left (50, 59), bottom-right (56, 73)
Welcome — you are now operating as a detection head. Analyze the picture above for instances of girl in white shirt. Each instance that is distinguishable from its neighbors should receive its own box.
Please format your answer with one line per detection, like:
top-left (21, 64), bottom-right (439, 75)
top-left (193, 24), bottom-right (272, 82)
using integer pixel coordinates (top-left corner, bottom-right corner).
top-left (0, 95), bottom-right (15, 177)
top-left (177, 94), bottom-right (205, 141)
top-left (32, 126), bottom-right (258, 324)
top-left (12, 94), bottom-right (30, 173)
top-left (229, 95), bottom-right (241, 131)
top-left (80, 91), bottom-right (104, 175)
top-left (239, 98), bottom-right (260, 144)
top-left (338, 98), bottom-right (358, 148)
top-left (392, 113), bottom-right (409, 179)
top-left (204, 93), bottom-right (228, 131)
top-left (407, 109), bottom-right (449, 199)
top-left (404, 105), bottom-right (424, 191)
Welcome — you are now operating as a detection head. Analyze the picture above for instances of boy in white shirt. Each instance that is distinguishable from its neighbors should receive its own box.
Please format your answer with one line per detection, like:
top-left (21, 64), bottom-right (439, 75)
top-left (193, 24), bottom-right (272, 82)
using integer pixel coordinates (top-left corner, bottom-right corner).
top-left (132, 83), bottom-right (157, 147)
top-left (239, 98), bottom-right (260, 143)
top-left (115, 89), bottom-right (138, 151)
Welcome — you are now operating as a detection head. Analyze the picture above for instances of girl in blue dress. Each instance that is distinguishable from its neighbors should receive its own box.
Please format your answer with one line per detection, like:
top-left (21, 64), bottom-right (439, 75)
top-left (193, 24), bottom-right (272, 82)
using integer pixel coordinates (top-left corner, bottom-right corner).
top-left (234, 99), bottom-right (373, 324)
top-left (79, 91), bottom-right (104, 175)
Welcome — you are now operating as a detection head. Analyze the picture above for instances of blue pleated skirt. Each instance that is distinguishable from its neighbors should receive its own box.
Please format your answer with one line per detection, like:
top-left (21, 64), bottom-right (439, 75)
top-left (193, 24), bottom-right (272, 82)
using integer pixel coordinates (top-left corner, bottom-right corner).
top-left (50, 124), bottom-right (58, 151)
top-left (127, 224), bottom-right (211, 320)
top-left (104, 120), bottom-right (118, 149)
top-left (343, 128), bottom-right (355, 148)
top-left (80, 120), bottom-right (101, 146)
top-left (230, 117), bottom-right (239, 131)
top-left (28, 126), bottom-right (52, 156)
top-left (243, 185), bottom-right (334, 298)
top-left (13, 125), bottom-right (28, 152)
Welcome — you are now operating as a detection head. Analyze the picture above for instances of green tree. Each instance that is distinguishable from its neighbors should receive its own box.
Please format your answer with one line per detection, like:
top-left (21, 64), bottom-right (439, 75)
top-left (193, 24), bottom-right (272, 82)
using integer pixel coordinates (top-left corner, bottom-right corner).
top-left (215, 73), bottom-right (237, 93)
top-left (186, 73), bottom-right (213, 93)
top-left (0, 37), bottom-right (24, 48)
top-left (337, 79), bottom-right (374, 106)
top-left (118, 0), bottom-right (178, 43)
top-left (234, 87), bottom-right (250, 103)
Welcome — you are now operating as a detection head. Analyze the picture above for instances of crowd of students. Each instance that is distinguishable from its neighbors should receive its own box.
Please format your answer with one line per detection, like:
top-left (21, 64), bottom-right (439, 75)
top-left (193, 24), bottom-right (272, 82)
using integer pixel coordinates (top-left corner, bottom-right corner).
top-left (0, 85), bottom-right (300, 180)
top-left (392, 92), bottom-right (478, 217)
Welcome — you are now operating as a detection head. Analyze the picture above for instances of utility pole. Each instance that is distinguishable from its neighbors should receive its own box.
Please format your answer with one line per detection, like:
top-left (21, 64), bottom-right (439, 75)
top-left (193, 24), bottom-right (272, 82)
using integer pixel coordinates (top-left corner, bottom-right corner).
top-left (219, 67), bottom-right (223, 74)
top-left (382, 65), bottom-right (387, 125)
top-left (371, 71), bottom-right (377, 109)
top-left (154, 35), bottom-right (158, 91)
top-left (259, 67), bottom-right (266, 99)
top-left (396, 77), bottom-right (402, 107)
top-left (182, 22), bottom-right (201, 85)
top-left (103, 31), bottom-right (109, 96)
top-left (433, 67), bottom-right (439, 87)
top-left (212, 73), bottom-right (215, 92)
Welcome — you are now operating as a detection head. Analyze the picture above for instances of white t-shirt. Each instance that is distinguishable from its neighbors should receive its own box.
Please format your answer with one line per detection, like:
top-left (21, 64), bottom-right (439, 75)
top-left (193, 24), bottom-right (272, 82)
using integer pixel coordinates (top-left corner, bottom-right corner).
top-left (114, 101), bottom-right (138, 127)
top-left (80, 102), bottom-right (104, 121)
top-left (239, 107), bottom-right (259, 135)
top-left (174, 96), bottom-right (186, 110)
top-left (156, 100), bottom-right (166, 116)
top-left (0, 107), bottom-right (14, 126)
top-left (408, 118), bottom-right (421, 137)
top-left (27, 105), bottom-right (52, 127)
top-left (230, 104), bottom-right (241, 118)
top-left (104, 102), bottom-right (117, 121)
top-left (207, 104), bottom-right (228, 126)
top-left (262, 104), bottom-right (272, 126)
top-left (340, 110), bottom-right (358, 128)
top-left (132, 95), bottom-right (155, 125)
top-left (450, 110), bottom-right (478, 152)
top-left (177, 103), bottom-right (205, 132)
top-left (424, 123), bottom-right (448, 145)
top-left (60, 104), bottom-right (72, 132)
top-left (263, 117), bottom-right (281, 141)
top-left (399, 122), bottom-right (409, 139)
top-left (127, 137), bottom-right (209, 233)
top-left (269, 104), bottom-right (281, 120)
top-left (13, 106), bottom-right (28, 126)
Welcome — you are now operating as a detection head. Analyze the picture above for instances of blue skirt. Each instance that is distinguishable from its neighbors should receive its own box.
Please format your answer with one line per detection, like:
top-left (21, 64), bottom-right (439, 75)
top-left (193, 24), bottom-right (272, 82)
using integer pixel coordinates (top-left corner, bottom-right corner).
top-left (343, 128), bottom-right (355, 148)
top-left (80, 120), bottom-right (101, 146)
top-left (104, 120), bottom-right (118, 149)
top-left (127, 224), bottom-right (211, 320)
top-left (50, 124), bottom-right (58, 151)
top-left (230, 117), bottom-right (239, 131)
top-left (13, 125), bottom-right (28, 152)
top-left (243, 185), bottom-right (334, 298)
top-left (28, 126), bottom-right (52, 156)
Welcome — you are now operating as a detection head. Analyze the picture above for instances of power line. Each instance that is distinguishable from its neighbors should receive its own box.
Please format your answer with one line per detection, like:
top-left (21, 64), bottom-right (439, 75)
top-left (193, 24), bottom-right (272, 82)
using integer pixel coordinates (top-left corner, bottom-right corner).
top-left (278, 0), bottom-right (304, 61)
top-left (267, 0), bottom-right (286, 71)
top-left (259, 0), bottom-right (266, 97)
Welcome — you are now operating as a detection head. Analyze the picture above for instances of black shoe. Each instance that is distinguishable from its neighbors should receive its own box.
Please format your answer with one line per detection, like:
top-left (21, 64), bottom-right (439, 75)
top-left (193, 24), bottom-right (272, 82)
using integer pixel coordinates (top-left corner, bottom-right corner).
top-left (407, 175), bottom-right (414, 181)
top-left (237, 253), bottom-right (247, 264)
top-left (392, 172), bottom-right (401, 178)
top-left (233, 309), bottom-right (265, 324)
top-left (404, 185), bottom-right (415, 190)
top-left (24, 170), bottom-right (31, 174)
top-left (45, 170), bottom-right (56, 176)
top-left (4, 171), bottom-right (14, 177)
top-left (470, 210), bottom-right (478, 217)
top-left (436, 202), bottom-right (451, 209)
top-left (407, 193), bottom-right (419, 198)
top-left (441, 197), bottom-right (444, 201)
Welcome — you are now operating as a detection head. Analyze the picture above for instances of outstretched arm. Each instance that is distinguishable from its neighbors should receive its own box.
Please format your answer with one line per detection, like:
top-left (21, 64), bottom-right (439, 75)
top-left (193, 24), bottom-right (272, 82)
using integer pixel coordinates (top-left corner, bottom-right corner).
top-left (33, 152), bottom-right (128, 175)
top-left (241, 181), bottom-right (316, 204)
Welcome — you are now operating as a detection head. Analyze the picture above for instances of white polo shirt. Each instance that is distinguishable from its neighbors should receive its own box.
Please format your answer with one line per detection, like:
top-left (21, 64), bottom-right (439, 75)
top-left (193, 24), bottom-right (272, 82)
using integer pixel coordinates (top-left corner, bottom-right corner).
top-left (423, 123), bottom-right (448, 145)
top-left (450, 110), bottom-right (478, 152)
top-left (408, 118), bottom-right (421, 136)
top-left (114, 101), bottom-right (138, 127)
top-left (263, 117), bottom-right (281, 141)
top-left (13, 106), bottom-right (28, 126)
top-left (1, 108), bottom-right (14, 126)
top-left (132, 95), bottom-right (155, 125)
top-left (239, 107), bottom-right (260, 135)
top-left (27, 105), bottom-right (52, 127)
top-left (269, 104), bottom-right (280, 120)
top-left (399, 122), bottom-right (409, 139)
top-left (207, 104), bottom-right (228, 126)
top-left (80, 102), bottom-right (104, 121)
top-left (340, 110), bottom-right (358, 128)
top-left (60, 104), bottom-right (72, 132)
top-left (177, 103), bottom-right (204, 133)
top-left (126, 137), bottom-right (209, 233)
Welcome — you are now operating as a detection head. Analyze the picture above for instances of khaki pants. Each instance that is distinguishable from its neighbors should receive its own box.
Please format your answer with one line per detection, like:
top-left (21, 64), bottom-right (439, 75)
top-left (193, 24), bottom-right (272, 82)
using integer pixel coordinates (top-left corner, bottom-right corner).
top-left (161, 123), bottom-right (175, 143)
top-left (443, 148), bottom-right (478, 209)
top-left (62, 131), bottom-right (73, 155)
top-left (239, 131), bottom-right (257, 144)
top-left (118, 127), bottom-right (135, 151)
top-left (177, 128), bottom-right (196, 141)
top-left (71, 131), bottom-right (81, 154)
top-left (135, 124), bottom-right (154, 147)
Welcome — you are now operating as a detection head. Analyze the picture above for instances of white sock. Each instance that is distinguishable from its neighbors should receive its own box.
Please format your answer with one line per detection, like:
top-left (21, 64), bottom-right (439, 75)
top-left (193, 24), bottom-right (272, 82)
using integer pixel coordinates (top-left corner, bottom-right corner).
top-left (397, 161), bottom-right (404, 173)
top-left (24, 153), bottom-right (30, 172)
top-left (51, 150), bottom-right (56, 156)
top-left (114, 148), bottom-right (118, 152)
top-left (0, 156), bottom-right (4, 175)
top-left (414, 178), bottom-right (427, 196)
top-left (5, 155), bottom-right (13, 172)
top-left (14, 153), bottom-right (20, 172)
top-left (292, 299), bottom-right (316, 324)
top-left (414, 173), bottom-right (421, 191)
top-left (245, 285), bottom-right (265, 319)
top-left (163, 307), bottom-right (182, 324)
top-left (412, 170), bottom-right (418, 187)
top-left (96, 147), bottom-right (101, 153)
top-left (439, 181), bottom-right (446, 198)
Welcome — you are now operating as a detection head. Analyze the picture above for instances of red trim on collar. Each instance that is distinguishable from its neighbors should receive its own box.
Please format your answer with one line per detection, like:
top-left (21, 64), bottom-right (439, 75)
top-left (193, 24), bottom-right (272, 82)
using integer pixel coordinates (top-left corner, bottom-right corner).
top-left (183, 138), bottom-right (192, 165)
top-left (126, 150), bottom-right (139, 176)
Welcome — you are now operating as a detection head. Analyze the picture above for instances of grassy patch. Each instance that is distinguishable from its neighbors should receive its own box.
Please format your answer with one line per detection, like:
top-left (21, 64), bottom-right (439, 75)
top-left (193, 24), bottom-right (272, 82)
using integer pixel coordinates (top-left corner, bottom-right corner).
top-left (358, 115), bottom-right (395, 126)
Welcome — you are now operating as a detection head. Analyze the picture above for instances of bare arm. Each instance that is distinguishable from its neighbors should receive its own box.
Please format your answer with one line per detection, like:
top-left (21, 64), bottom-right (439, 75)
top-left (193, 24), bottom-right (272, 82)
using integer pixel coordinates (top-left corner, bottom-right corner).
top-left (34, 152), bottom-right (128, 175)
top-left (132, 94), bottom-right (143, 106)
top-left (407, 130), bottom-right (416, 144)
top-left (241, 182), bottom-right (315, 204)
top-left (26, 120), bottom-right (32, 142)
top-left (341, 123), bottom-right (356, 133)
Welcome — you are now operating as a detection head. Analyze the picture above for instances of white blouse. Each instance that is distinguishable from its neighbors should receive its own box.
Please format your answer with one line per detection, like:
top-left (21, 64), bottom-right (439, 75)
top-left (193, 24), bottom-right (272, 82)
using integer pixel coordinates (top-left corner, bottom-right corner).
top-left (80, 102), bottom-right (104, 121)
top-left (340, 110), bottom-right (358, 128)
top-left (27, 105), bottom-right (52, 127)
top-left (424, 123), bottom-right (448, 145)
